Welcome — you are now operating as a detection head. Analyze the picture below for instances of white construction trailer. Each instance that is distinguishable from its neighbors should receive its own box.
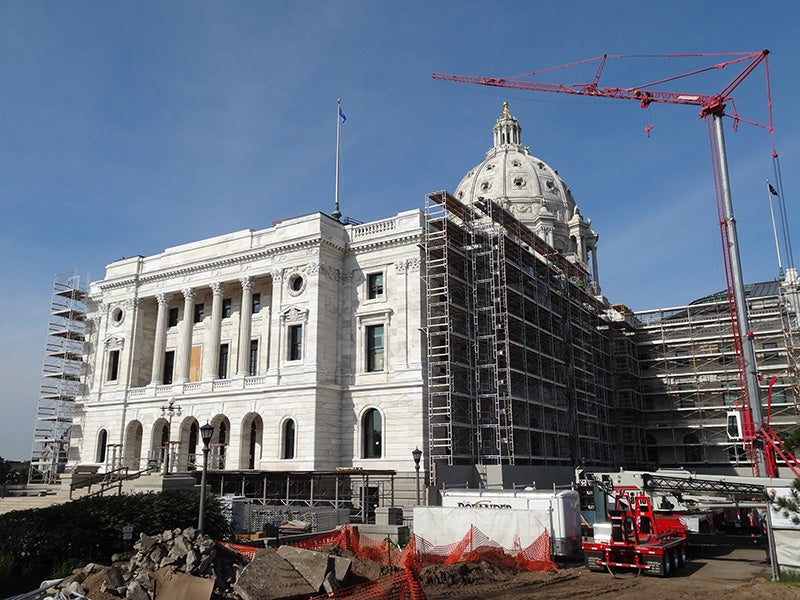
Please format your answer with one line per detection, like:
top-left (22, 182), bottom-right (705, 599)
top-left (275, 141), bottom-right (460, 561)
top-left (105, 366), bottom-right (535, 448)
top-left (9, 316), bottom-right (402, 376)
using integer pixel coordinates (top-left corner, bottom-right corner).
top-left (413, 488), bottom-right (582, 557)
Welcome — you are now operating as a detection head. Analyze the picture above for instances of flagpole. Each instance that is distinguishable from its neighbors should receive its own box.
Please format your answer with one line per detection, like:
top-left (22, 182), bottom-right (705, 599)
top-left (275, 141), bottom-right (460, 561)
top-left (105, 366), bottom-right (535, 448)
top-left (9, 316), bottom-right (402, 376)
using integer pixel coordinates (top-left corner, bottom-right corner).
top-left (766, 179), bottom-right (784, 277)
top-left (333, 98), bottom-right (343, 221)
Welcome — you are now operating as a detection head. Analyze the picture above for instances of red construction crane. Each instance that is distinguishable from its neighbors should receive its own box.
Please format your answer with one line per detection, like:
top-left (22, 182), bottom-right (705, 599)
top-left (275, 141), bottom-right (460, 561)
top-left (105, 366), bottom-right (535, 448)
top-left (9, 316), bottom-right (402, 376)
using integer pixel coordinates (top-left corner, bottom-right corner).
top-left (433, 50), bottom-right (800, 478)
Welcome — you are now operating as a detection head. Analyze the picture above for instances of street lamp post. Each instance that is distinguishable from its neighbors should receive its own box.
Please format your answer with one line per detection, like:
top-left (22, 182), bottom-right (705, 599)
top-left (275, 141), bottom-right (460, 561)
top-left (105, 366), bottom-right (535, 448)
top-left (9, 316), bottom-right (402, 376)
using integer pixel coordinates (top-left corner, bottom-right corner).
top-left (161, 399), bottom-right (182, 475)
top-left (198, 422), bottom-right (214, 534)
top-left (412, 447), bottom-right (422, 505)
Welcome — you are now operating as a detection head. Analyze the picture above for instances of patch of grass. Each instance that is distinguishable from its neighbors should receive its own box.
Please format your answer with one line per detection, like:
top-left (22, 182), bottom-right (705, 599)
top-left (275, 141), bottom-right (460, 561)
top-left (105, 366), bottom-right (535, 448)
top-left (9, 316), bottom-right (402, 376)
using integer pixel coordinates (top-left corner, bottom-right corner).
top-left (778, 567), bottom-right (800, 583)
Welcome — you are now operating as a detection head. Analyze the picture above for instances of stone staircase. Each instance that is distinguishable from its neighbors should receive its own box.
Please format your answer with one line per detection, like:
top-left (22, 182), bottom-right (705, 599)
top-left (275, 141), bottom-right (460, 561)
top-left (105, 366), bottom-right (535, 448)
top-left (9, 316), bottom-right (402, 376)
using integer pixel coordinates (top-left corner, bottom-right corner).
top-left (0, 490), bottom-right (67, 515)
top-left (0, 471), bottom-right (197, 515)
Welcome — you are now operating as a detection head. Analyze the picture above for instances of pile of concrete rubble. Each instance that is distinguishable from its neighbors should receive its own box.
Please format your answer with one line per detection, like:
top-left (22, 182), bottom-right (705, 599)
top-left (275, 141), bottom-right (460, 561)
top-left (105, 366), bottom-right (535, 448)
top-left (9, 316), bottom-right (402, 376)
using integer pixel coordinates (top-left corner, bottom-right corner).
top-left (44, 527), bottom-right (398, 600)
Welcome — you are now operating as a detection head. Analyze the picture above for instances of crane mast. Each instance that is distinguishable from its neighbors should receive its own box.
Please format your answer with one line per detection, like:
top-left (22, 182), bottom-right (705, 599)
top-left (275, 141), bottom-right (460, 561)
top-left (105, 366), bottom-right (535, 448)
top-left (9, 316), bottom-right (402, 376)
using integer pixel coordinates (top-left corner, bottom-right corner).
top-left (433, 50), bottom-right (792, 477)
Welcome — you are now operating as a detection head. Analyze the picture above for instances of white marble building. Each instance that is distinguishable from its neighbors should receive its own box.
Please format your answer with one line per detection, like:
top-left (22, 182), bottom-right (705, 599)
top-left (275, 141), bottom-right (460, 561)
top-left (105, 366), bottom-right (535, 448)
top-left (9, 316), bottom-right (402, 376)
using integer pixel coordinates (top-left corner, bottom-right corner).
top-left (73, 210), bottom-right (427, 476)
top-left (68, 103), bottom-right (614, 487)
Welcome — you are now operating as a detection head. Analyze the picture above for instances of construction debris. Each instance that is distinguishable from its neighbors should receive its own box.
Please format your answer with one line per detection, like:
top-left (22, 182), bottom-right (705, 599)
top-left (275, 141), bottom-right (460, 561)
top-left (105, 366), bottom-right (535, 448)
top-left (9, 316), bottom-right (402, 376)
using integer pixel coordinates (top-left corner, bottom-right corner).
top-left (45, 527), bottom-right (244, 599)
top-left (40, 527), bottom-right (393, 600)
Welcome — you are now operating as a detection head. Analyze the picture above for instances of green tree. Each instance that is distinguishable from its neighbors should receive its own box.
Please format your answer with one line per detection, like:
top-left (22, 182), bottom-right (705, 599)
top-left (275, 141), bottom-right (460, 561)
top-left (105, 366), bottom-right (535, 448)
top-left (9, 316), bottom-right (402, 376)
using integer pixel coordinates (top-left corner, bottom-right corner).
top-left (783, 427), bottom-right (800, 455)
top-left (768, 478), bottom-right (800, 527)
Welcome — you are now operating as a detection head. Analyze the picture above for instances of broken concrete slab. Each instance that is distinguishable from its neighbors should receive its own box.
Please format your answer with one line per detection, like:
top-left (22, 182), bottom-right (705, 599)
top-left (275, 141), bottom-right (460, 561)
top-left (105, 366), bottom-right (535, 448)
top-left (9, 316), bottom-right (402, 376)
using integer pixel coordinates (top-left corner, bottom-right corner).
top-left (276, 545), bottom-right (352, 591)
top-left (234, 548), bottom-right (316, 600)
top-left (151, 566), bottom-right (214, 600)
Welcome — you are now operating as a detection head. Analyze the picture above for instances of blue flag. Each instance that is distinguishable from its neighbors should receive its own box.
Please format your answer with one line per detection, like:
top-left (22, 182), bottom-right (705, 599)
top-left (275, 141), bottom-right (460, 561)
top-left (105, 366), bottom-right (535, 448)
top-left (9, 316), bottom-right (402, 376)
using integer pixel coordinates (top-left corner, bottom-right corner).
top-left (339, 106), bottom-right (347, 123)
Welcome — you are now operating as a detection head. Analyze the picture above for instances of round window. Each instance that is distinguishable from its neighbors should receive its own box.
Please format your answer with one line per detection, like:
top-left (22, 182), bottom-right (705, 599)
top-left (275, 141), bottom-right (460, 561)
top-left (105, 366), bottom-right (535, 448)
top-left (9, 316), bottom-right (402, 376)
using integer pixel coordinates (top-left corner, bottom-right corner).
top-left (288, 274), bottom-right (305, 295)
top-left (111, 307), bottom-right (124, 326)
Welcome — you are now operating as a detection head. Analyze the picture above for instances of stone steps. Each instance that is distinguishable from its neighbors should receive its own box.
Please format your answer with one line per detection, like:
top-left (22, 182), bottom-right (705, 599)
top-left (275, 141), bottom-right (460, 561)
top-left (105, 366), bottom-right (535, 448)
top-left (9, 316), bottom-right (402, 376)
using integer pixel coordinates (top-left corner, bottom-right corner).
top-left (0, 493), bottom-right (67, 515)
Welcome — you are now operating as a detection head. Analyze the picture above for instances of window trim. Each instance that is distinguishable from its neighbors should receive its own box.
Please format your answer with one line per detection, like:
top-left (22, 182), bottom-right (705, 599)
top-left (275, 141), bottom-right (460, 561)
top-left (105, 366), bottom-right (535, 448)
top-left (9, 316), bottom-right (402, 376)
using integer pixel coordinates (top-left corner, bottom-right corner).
top-left (280, 307), bottom-right (309, 365)
top-left (356, 308), bottom-right (392, 374)
top-left (366, 271), bottom-right (386, 301)
top-left (193, 303), bottom-right (205, 324)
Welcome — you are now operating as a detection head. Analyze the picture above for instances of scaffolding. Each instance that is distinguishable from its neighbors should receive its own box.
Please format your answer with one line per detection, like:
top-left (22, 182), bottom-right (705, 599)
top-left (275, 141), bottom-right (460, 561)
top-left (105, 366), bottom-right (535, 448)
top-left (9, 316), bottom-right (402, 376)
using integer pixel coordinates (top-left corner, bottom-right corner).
top-left (635, 281), bottom-right (800, 470)
top-left (29, 272), bottom-right (88, 484)
top-left (423, 192), bottom-right (621, 482)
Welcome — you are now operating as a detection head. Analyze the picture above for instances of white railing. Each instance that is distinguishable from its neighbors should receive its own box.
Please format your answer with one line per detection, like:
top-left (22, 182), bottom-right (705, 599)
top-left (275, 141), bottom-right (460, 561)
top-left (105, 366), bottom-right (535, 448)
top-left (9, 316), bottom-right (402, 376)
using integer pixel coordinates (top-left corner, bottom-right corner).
top-left (350, 218), bottom-right (396, 239)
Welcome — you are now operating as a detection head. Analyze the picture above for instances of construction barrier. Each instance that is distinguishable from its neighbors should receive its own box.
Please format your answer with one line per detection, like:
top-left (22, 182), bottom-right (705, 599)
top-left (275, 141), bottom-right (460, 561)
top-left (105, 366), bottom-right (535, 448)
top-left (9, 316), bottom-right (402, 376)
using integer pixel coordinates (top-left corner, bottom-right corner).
top-left (222, 523), bottom-right (557, 599)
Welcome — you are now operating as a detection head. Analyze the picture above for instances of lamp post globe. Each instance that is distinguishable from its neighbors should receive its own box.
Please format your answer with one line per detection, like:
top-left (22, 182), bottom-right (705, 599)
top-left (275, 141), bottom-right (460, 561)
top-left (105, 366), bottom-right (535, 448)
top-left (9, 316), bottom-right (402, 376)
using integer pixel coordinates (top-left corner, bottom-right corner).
top-left (412, 447), bottom-right (422, 505)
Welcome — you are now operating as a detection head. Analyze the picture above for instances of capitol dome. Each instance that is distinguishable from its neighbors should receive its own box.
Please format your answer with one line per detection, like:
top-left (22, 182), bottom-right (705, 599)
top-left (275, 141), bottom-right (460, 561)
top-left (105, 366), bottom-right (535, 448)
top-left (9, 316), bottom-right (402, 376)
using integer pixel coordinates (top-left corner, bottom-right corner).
top-left (454, 102), bottom-right (599, 285)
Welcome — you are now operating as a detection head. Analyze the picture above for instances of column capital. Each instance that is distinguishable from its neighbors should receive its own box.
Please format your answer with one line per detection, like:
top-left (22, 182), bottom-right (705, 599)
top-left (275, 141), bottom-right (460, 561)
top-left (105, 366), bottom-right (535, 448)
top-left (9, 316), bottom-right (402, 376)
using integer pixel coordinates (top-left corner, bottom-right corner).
top-left (240, 276), bottom-right (254, 291)
top-left (156, 292), bottom-right (172, 307)
top-left (182, 288), bottom-right (196, 301)
top-left (209, 282), bottom-right (224, 296)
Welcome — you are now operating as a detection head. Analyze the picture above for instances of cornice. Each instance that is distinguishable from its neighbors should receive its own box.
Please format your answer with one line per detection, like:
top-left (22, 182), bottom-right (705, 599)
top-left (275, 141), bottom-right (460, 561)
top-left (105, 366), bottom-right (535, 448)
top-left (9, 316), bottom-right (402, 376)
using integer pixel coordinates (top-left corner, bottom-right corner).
top-left (97, 237), bottom-right (326, 292)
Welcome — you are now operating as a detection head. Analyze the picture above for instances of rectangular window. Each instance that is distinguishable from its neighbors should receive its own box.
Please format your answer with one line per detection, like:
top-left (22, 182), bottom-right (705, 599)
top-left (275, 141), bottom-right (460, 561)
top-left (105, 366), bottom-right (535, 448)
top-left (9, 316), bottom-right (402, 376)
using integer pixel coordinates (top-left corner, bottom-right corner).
top-left (367, 273), bottom-right (384, 299)
top-left (252, 293), bottom-right (261, 314)
top-left (107, 350), bottom-right (120, 382)
top-left (222, 298), bottom-right (232, 318)
top-left (168, 307), bottom-right (179, 328)
top-left (366, 324), bottom-right (385, 372)
top-left (193, 303), bottom-right (205, 323)
top-left (218, 343), bottom-right (229, 379)
top-left (288, 325), bottom-right (303, 361)
top-left (163, 350), bottom-right (175, 385)
top-left (189, 346), bottom-right (202, 382)
top-left (249, 339), bottom-right (259, 376)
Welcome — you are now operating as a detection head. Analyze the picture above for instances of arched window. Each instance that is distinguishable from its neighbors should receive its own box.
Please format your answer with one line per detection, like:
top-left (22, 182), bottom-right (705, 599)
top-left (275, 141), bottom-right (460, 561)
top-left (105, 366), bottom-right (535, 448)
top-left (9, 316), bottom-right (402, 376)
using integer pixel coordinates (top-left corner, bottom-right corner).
top-left (249, 421), bottom-right (257, 469)
top-left (283, 419), bottom-right (295, 460)
top-left (362, 409), bottom-right (382, 459)
top-left (96, 429), bottom-right (108, 463)
top-left (683, 433), bottom-right (702, 463)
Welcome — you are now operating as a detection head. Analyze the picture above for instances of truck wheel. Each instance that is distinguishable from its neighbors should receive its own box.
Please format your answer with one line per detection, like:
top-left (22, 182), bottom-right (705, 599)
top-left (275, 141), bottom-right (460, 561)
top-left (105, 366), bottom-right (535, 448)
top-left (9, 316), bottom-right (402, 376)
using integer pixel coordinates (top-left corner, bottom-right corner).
top-left (661, 552), bottom-right (672, 577)
top-left (677, 545), bottom-right (687, 568)
top-left (671, 547), bottom-right (680, 571)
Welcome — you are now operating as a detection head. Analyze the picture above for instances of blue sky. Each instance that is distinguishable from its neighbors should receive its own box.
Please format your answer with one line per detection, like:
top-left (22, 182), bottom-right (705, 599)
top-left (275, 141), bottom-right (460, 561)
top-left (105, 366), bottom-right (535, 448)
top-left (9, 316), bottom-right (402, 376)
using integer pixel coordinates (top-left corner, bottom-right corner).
top-left (1, 1), bottom-right (798, 460)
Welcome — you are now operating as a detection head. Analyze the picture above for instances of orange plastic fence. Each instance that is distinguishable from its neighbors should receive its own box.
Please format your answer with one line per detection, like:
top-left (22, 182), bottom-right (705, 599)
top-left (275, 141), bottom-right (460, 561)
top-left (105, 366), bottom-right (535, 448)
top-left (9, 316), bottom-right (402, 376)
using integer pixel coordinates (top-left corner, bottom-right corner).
top-left (221, 523), bottom-right (556, 600)
top-left (410, 526), bottom-right (557, 572)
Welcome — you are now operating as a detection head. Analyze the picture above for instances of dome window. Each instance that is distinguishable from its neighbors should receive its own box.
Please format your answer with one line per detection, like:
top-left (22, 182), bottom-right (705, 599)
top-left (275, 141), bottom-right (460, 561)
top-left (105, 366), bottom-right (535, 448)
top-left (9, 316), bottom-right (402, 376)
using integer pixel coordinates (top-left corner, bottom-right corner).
top-left (514, 177), bottom-right (525, 188)
top-left (486, 164), bottom-right (495, 171)
top-left (512, 160), bottom-right (521, 167)
top-left (537, 162), bottom-right (545, 169)
top-left (457, 191), bottom-right (464, 199)
top-left (546, 180), bottom-right (555, 190)
top-left (480, 181), bottom-right (491, 192)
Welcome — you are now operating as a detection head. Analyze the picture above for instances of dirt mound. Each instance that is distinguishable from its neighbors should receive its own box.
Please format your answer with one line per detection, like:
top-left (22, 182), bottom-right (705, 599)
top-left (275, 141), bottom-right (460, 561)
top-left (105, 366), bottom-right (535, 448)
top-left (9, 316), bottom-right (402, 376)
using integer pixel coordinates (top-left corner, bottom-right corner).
top-left (418, 561), bottom-right (522, 587)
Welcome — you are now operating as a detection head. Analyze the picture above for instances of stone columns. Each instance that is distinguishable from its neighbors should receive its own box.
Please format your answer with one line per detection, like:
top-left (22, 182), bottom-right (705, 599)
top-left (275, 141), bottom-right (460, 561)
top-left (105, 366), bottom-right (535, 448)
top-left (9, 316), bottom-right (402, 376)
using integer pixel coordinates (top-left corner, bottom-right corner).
top-left (176, 288), bottom-right (196, 383)
top-left (150, 292), bottom-right (171, 385)
top-left (237, 277), bottom-right (254, 376)
top-left (203, 282), bottom-right (224, 380)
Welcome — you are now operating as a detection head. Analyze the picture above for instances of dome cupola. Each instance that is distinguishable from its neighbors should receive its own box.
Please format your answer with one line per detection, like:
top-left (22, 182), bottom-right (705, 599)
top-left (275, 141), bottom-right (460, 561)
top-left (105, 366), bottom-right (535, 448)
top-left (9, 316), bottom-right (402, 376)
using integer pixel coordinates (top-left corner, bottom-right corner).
top-left (453, 102), bottom-right (600, 287)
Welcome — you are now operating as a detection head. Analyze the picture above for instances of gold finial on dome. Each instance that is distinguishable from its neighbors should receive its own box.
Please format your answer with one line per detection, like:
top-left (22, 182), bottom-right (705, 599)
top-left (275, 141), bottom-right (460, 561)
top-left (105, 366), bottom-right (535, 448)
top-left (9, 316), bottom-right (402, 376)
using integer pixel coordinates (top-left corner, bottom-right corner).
top-left (502, 101), bottom-right (510, 119)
